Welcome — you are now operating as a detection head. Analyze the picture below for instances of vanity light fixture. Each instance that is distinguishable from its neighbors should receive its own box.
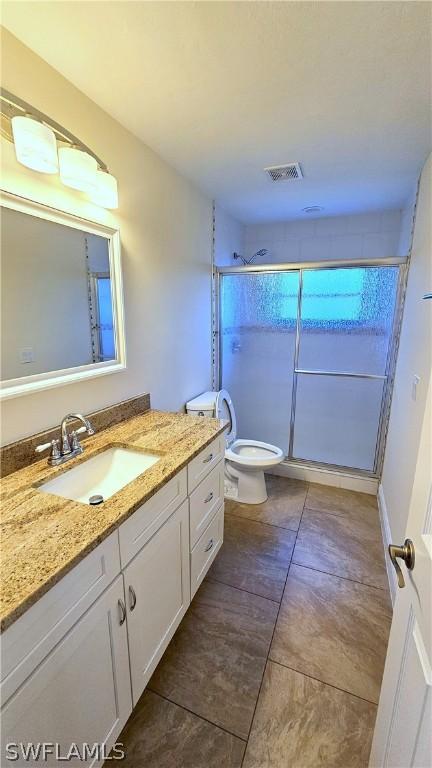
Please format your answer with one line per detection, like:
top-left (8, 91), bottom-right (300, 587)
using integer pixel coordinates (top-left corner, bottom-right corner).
top-left (92, 169), bottom-right (119, 209)
top-left (59, 146), bottom-right (98, 193)
top-left (1, 89), bottom-right (118, 209)
top-left (11, 115), bottom-right (58, 174)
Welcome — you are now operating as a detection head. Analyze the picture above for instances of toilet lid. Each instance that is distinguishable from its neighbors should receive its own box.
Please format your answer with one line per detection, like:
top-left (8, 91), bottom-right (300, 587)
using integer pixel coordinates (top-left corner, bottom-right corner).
top-left (216, 389), bottom-right (237, 446)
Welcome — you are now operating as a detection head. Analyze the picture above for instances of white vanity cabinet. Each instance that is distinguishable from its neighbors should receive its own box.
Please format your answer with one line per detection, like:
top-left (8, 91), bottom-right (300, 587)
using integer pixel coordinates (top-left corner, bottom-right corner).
top-left (1, 435), bottom-right (225, 766)
top-left (123, 499), bottom-right (190, 705)
top-left (1, 576), bottom-right (132, 768)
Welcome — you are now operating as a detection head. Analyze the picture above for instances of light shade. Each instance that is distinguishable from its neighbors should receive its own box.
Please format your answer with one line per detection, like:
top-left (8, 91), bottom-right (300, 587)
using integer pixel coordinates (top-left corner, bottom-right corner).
top-left (59, 147), bottom-right (97, 192)
top-left (91, 170), bottom-right (119, 209)
top-left (11, 115), bottom-right (58, 174)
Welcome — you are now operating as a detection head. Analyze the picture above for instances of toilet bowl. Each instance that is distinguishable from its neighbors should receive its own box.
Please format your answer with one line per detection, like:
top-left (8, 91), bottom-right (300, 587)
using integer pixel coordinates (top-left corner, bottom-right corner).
top-left (186, 390), bottom-right (284, 504)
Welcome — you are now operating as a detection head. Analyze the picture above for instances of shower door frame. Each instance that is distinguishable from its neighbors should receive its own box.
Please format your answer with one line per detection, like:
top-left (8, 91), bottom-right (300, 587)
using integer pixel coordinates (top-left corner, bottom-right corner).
top-left (214, 257), bottom-right (408, 479)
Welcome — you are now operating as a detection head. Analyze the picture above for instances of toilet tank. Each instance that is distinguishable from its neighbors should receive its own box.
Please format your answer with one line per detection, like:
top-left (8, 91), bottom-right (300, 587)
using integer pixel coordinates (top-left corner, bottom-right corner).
top-left (186, 391), bottom-right (218, 418)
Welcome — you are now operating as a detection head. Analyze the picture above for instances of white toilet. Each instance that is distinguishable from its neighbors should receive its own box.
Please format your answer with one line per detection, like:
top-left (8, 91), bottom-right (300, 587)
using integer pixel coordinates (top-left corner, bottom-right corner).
top-left (186, 389), bottom-right (284, 504)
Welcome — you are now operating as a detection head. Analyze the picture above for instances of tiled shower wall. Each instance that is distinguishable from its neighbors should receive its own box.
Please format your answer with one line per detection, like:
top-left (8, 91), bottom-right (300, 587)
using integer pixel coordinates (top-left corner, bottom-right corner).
top-left (242, 210), bottom-right (403, 264)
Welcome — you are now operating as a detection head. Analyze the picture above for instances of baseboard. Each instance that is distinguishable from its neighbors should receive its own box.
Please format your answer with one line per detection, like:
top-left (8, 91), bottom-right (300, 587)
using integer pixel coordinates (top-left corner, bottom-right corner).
top-left (377, 483), bottom-right (397, 605)
top-left (268, 461), bottom-right (379, 495)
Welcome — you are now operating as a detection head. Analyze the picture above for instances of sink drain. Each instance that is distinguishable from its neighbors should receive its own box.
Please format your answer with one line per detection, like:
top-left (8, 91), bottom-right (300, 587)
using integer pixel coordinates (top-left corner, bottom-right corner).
top-left (89, 494), bottom-right (104, 505)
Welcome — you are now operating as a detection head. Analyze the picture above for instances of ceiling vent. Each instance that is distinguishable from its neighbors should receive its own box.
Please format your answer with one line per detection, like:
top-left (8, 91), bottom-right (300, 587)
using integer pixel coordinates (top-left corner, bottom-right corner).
top-left (264, 163), bottom-right (303, 182)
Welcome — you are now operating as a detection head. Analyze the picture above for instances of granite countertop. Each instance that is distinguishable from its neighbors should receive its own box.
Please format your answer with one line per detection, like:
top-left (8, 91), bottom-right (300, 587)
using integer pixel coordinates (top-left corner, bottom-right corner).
top-left (0, 409), bottom-right (227, 633)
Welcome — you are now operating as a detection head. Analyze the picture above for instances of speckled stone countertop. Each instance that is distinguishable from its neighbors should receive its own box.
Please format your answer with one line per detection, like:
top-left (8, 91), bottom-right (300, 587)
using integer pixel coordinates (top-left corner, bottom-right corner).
top-left (0, 410), bottom-right (227, 633)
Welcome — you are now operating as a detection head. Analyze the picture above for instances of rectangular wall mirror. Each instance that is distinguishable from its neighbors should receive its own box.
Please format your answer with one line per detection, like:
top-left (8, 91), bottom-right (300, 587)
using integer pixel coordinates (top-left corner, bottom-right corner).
top-left (0, 192), bottom-right (126, 399)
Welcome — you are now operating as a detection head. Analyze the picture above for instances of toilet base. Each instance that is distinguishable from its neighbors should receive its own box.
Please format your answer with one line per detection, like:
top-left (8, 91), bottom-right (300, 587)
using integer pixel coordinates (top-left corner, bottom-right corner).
top-left (225, 462), bottom-right (268, 505)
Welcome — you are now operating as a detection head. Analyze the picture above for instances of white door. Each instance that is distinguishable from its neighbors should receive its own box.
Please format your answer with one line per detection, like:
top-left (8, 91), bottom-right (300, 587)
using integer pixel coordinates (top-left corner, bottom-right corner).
top-left (124, 499), bottom-right (190, 705)
top-left (370, 379), bottom-right (431, 768)
top-left (1, 575), bottom-right (132, 768)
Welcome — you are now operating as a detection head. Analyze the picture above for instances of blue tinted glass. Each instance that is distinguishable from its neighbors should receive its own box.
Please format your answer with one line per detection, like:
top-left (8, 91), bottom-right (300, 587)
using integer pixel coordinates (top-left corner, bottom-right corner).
top-left (97, 278), bottom-right (115, 359)
top-left (220, 272), bottom-right (299, 454)
top-left (222, 272), bottom-right (298, 329)
top-left (298, 266), bottom-right (398, 375)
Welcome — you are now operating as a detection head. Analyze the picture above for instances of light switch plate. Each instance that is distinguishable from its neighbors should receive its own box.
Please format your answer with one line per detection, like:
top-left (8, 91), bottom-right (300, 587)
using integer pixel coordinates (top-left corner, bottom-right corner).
top-left (19, 347), bottom-right (34, 364)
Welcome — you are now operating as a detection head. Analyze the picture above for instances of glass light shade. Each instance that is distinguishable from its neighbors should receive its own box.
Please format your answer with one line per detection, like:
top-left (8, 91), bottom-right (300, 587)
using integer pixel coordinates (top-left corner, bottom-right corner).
top-left (11, 116), bottom-right (58, 174)
top-left (59, 147), bottom-right (97, 192)
top-left (91, 170), bottom-right (119, 209)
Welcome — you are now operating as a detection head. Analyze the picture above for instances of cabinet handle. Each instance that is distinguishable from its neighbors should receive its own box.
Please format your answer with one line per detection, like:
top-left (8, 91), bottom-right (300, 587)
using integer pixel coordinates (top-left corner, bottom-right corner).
top-left (128, 585), bottom-right (137, 611)
top-left (203, 453), bottom-right (213, 464)
top-left (204, 491), bottom-right (214, 504)
top-left (118, 598), bottom-right (126, 626)
top-left (205, 538), bottom-right (214, 552)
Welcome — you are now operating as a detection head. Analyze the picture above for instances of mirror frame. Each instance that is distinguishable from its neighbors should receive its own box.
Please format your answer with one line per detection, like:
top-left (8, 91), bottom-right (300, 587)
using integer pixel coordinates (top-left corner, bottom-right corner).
top-left (0, 191), bottom-right (126, 400)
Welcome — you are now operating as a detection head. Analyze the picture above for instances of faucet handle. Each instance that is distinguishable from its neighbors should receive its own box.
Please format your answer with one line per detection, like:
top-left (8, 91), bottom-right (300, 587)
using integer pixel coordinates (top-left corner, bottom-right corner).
top-left (35, 439), bottom-right (61, 462)
top-left (70, 430), bottom-right (84, 452)
top-left (35, 441), bottom-right (52, 454)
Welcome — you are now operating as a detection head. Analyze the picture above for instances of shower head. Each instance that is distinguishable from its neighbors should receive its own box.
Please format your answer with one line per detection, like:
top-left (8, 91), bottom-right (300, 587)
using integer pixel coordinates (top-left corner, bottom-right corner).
top-left (233, 248), bottom-right (268, 265)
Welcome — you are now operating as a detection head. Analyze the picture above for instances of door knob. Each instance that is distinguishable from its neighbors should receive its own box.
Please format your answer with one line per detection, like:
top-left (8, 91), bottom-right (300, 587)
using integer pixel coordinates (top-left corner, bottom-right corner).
top-left (388, 539), bottom-right (415, 588)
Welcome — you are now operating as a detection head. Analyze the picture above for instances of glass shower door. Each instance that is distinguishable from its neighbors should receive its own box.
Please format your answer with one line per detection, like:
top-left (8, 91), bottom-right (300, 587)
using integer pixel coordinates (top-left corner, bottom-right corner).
top-left (220, 272), bottom-right (299, 455)
top-left (292, 266), bottom-right (399, 471)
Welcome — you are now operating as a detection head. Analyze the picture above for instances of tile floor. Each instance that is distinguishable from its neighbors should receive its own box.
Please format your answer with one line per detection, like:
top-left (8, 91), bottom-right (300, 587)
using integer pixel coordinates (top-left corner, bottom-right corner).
top-left (116, 475), bottom-right (392, 768)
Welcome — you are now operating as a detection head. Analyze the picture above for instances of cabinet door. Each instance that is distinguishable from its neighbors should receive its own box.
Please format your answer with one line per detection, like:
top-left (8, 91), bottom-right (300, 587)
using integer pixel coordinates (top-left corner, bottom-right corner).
top-left (1, 576), bottom-right (132, 768)
top-left (124, 499), bottom-right (190, 705)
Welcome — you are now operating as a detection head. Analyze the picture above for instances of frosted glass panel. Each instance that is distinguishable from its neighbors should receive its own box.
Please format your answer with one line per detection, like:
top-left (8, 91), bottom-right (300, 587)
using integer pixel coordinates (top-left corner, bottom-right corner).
top-left (298, 267), bottom-right (399, 374)
top-left (221, 272), bottom-right (299, 455)
top-left (293, 374), bottom-right (384, 470)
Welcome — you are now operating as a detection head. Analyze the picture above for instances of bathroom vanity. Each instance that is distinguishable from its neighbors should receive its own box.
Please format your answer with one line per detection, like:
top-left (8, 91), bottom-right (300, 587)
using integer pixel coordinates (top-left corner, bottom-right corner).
top-left (0, 410), bottom-right (226, 766)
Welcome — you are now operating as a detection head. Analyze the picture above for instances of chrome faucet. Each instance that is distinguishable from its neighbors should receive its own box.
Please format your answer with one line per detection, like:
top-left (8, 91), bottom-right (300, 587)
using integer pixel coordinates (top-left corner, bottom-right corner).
top-left (35, 413), bottom-right (95, 466)
top-left (60, 413), bottom-right (94, 455)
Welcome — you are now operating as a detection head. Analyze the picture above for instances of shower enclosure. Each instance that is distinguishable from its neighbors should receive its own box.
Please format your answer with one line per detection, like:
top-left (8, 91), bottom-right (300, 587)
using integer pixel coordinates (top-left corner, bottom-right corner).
top-left (215, 258), bottom-right (406, 476)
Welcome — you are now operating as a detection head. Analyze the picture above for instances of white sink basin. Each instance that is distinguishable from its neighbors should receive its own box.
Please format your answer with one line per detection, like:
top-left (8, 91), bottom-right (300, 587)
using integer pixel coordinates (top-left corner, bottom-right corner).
top-left (38, 447), bottom-right (160, 505)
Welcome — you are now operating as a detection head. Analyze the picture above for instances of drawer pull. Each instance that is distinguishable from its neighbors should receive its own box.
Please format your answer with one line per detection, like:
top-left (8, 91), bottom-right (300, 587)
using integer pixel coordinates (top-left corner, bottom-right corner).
top-left (205, 538), bottom-right (214, 553)
top-left (128, 585), bottom-right (137, 611)
top-left (118, 598), bottom-right (127, 626)
top-left (203, 453), bottom-right (213, 464)
top-left (204, 491), bottom-right (214, 504)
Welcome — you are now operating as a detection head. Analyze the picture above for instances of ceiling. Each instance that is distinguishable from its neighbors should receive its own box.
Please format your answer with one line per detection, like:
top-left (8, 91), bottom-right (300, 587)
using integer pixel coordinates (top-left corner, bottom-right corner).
top-left (1, 1), bottom-right (431, 223)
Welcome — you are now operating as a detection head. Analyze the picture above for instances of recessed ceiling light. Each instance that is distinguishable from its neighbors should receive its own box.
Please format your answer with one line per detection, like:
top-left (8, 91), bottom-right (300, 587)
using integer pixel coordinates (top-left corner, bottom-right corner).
top-left (302, 206), bottom-right (324, 213)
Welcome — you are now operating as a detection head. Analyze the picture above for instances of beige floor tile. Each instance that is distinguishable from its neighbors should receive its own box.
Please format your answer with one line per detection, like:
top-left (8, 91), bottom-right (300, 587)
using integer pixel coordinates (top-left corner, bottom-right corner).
top-left (149, 580), bottom-right (278, 740)
top-left (118, 690), bottom-right (245, 768)
top-left (208, 515), bottom-right (296, 601)
top-left (225, 475), bottom-right (308, 531)
top-left (270, 564), bottom-right (392, 703)
top-left (306, 483), bottom-right (379, 523)
top-left (243, 662), bottom-right (377, 768)
top-left (293, 508), bottom-right (388, 589)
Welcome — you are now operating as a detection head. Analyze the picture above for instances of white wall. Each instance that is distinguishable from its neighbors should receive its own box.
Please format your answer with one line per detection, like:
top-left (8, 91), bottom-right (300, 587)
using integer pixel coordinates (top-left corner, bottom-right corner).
top-left (242, 210), bottom-right (402, 264)
top-left (380, 154), bottom-right (431, 543)
top-left (0, 30), bottom-right (213, 445)
top-left (214, 203), bottom-right (244, 267)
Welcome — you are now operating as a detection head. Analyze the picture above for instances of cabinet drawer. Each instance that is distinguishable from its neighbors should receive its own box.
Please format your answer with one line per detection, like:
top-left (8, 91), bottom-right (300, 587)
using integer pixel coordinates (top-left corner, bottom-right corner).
top-left (189, 460), bottom-right (224, 548)
top-left (119, 468), bottom-right (187, 567)
top-left (187, 435), bottom-right (225, 494)
top-left (190, 505), bottom-right (224, 598)
top-left (1, 532), bottom-right (121, 705)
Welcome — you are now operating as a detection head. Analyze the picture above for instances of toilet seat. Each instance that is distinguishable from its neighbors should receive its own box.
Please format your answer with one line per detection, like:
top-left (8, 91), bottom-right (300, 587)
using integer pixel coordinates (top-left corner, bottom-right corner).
top-left (215, 389), bottom-right (237, 446)
top-left (225, 439), bottom-right (284, 468)
top-left (215, 390), bottom-right (283, 468)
